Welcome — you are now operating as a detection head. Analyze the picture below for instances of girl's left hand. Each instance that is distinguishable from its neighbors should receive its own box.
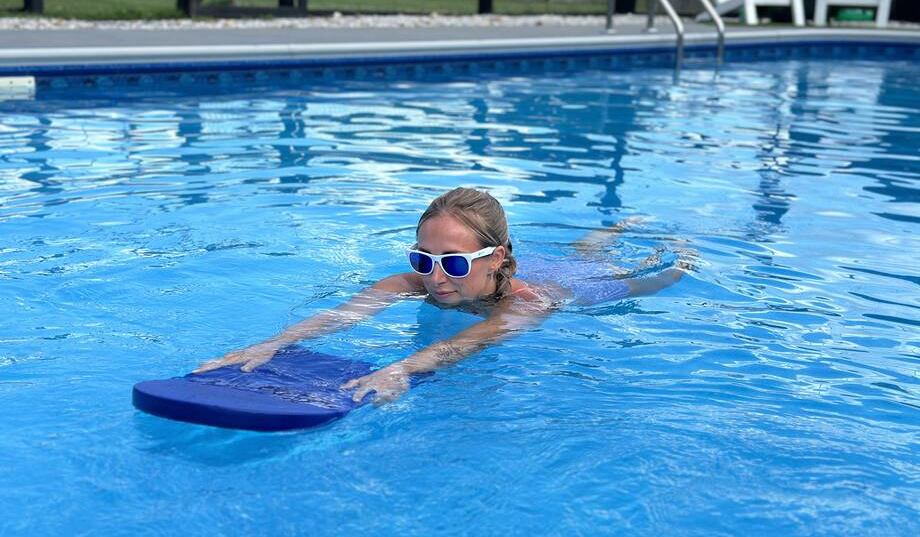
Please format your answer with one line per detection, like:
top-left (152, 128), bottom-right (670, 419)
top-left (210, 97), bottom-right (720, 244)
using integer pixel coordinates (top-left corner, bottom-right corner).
top-left (342, 365), bottom-right (410, 405)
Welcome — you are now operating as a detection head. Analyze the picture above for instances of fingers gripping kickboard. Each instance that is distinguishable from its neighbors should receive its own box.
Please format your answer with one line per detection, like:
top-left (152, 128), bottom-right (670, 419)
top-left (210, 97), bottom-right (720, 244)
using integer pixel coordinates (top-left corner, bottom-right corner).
top-left (132, 347), bottom-right (374, 432)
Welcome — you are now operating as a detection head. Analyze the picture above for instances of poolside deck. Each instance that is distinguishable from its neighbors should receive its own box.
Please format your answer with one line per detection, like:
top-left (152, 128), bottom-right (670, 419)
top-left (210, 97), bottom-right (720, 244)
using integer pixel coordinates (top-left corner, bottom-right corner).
top-left (0, 15), bottom-right (918, 68)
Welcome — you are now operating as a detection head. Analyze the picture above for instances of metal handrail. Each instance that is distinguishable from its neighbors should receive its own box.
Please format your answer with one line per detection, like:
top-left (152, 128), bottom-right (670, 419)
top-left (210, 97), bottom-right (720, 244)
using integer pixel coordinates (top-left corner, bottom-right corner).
top-left (606, 0), bottom-right (616, 33)
top-left (611, 0), bottom-right (724, 67)
top-left (697, 0), bottom-right (725, 64)
top-left (646, 0), bottom-right (685, 68)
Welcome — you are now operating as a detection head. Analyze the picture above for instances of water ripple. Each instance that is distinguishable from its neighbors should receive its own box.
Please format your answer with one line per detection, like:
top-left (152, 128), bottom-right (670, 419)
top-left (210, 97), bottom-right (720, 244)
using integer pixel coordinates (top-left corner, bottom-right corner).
top-left (1, 56), bottom-right (918, 535)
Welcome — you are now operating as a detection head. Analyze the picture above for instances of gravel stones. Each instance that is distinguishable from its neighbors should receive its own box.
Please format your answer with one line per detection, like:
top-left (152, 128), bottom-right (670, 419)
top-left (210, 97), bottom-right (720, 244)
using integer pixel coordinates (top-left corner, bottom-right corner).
top-left (0, 14), bottom-right (629, 31)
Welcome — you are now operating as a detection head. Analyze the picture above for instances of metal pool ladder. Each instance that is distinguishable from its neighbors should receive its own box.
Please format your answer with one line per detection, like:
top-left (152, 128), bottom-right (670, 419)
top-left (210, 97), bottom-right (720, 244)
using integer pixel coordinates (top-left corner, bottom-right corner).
top-left (642, 0), bottom-right (726, 68)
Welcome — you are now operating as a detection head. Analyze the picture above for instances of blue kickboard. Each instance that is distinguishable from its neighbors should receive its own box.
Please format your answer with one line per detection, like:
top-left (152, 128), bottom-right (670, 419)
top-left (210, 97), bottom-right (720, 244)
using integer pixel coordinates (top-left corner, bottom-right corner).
top-left (132, 347), bottom-right (374, 432)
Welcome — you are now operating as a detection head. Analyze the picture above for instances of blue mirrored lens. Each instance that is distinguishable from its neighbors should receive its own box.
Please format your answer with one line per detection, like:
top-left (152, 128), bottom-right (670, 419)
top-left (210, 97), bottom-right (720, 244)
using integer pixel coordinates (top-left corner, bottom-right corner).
top-left (441, 255), bottom-right (470, 278)
top-left (409, 252), bottom-right (433, 274)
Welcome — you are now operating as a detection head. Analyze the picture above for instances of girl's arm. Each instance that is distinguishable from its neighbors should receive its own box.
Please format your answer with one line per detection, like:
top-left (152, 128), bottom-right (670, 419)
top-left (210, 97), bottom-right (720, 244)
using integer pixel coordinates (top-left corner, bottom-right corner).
top-left (194, 273), bottom-right (424, 373)
top-left (263, 273), bottom-right (422, 347)
top-left (343, 291), bottom-right (551, 403)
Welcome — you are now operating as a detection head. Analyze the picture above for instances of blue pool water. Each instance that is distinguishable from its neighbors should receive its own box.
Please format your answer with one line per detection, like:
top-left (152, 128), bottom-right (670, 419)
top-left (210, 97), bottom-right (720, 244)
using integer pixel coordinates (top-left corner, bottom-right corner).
top-left (1, 48), bottom-right (919, 535)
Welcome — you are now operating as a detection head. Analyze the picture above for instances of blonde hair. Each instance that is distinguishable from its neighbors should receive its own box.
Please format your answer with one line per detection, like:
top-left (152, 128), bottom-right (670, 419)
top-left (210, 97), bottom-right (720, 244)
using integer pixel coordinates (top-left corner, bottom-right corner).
top-left (417, 187), bottom-right (517, 300)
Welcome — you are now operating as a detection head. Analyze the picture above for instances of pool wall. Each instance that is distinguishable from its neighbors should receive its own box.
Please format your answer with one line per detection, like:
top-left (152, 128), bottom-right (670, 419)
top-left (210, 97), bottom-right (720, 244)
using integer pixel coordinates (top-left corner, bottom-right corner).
top-left (0, 28), bottom-right (918, 82)
top-left (0, 30), bottom-right (914, 101)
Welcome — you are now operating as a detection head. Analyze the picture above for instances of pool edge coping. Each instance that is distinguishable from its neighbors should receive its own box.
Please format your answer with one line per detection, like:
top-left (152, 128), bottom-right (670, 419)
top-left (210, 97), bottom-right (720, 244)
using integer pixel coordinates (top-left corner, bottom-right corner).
top-left (1, 27), bottom-right (918, 69)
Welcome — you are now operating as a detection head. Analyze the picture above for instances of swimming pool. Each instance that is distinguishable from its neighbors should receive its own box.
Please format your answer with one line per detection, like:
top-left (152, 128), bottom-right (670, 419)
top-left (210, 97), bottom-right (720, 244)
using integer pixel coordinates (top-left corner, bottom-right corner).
top-left (1, 43), bottom-right (918, 535)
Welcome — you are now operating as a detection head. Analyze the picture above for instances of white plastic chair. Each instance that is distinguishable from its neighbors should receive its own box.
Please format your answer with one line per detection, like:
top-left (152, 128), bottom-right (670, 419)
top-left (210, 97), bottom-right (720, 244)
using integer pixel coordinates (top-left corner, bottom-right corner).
top-left (742, 0), bottom-right (806, 27)
top-left (814, 0), bottom-right (892, 28)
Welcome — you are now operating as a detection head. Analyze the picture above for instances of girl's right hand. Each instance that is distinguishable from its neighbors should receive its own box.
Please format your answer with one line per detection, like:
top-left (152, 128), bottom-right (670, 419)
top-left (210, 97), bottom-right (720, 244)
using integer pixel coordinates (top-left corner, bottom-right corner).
top-left (193, 342), bottom-right (279, 374)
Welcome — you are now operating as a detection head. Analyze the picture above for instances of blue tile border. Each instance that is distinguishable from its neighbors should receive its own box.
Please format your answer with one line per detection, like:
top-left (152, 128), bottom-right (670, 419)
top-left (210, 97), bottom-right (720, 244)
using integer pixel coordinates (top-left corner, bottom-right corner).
top-left (6, 39), bottom-right (919, 97)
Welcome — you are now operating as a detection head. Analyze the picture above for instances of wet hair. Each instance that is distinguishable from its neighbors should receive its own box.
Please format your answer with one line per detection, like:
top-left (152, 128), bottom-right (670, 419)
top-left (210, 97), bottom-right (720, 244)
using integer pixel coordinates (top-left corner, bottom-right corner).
top-left (417, 187), bottom-right (517, 300)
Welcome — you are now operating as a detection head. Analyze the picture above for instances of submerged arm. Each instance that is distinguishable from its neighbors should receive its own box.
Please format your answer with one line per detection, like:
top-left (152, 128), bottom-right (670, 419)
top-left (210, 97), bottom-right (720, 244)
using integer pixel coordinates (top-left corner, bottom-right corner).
top-left (267, 275), bottom-right (418, 347)
top-left (194, 273), bottom-right (422, 373)
top-left (623, 247), bottom-right (697, 297)
top-left (571, 216), bottom-right (645, 258)
top-left (343, 296), bottom-right (551, 403)
top-left (405, 310), bottom-right (539, 372)
top-left (625, 267), bottom-right (685, 297)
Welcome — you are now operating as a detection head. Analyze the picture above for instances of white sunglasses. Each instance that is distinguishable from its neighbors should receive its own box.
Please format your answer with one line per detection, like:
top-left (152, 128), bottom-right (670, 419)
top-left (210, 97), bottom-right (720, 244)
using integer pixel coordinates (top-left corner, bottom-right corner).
top-left (407, 246), bottom-right (496, 278)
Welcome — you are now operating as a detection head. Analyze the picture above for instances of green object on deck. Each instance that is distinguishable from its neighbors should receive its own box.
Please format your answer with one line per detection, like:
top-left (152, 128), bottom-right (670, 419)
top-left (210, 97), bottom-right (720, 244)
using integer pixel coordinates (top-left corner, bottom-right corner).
top-left (835, 8), bottom-right (875, 22)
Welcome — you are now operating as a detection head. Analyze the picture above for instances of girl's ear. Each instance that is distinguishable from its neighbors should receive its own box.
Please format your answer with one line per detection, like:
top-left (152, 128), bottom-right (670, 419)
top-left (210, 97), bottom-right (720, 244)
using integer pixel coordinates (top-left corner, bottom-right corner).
top-left (490, 245), bottom-right (506, 272)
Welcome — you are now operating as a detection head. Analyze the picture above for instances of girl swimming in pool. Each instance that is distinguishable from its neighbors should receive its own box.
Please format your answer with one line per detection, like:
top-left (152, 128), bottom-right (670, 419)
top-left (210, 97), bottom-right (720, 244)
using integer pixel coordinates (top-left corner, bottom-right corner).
top-left (195, 187), bottom-right (687, 403)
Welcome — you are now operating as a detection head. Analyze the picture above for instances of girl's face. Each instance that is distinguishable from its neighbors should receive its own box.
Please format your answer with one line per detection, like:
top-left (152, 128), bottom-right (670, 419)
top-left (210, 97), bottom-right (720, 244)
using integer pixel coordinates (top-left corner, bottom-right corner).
top-left (415, 214), bottom-right (505, 305)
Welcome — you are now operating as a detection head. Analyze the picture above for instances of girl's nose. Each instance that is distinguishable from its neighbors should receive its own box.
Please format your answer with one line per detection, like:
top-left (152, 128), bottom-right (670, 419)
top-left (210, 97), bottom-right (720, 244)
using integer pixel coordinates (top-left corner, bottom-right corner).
top-left (430, 262), bottom-right (449, 283)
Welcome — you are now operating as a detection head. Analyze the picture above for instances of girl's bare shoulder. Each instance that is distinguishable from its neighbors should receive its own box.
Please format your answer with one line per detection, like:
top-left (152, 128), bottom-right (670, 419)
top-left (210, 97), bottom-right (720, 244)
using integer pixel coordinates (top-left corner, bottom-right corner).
top-left (509, 278), bottom-right (541, 301)
top-left (509, 277), bottom-right (570, 306)
top-left (510, 277), bottom-right (570, 304)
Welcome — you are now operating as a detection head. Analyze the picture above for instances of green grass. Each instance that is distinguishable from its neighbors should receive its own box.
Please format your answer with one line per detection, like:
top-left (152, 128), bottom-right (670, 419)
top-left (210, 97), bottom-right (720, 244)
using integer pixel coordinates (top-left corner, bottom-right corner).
top-left (0, 0), bottom-right (183, 19)
top-left (0, 0), bottom-right (615, 20)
